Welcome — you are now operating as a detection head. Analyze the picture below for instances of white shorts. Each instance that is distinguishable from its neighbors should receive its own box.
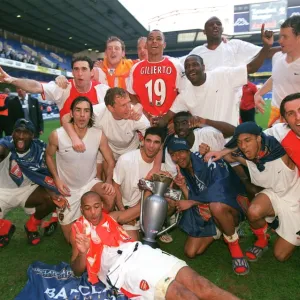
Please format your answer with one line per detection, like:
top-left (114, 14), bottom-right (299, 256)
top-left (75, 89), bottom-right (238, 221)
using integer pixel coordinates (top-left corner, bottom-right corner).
top-left (58, 178), bottom-right (102, 225)
top-left (0, 184), bottom-right (38, 218)
top-left (122, 244), bottom-right (187, 300)
top-left (262, 189), bottom-right (300, 246)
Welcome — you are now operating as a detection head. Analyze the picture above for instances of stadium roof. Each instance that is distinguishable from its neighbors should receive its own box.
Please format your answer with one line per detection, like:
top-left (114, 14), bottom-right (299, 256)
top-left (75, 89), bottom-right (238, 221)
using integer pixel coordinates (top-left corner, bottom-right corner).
top-left (0, 0), bottom-right (274, 55)
top-left (0, 0), bottom-right (148, 53)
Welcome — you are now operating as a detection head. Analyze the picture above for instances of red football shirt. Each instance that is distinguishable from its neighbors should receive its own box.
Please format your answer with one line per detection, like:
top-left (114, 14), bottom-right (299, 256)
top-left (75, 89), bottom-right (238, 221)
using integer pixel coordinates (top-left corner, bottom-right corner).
top-left (127, 57), bottom-right (184, 116)
top-left (240, 81), bottom-right (258, 110)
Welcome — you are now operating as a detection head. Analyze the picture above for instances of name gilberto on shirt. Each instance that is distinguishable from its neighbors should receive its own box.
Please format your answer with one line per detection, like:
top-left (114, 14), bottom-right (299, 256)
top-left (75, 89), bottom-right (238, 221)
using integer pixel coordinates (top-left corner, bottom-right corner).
top-left (140, 66), bottom-right (173, 75)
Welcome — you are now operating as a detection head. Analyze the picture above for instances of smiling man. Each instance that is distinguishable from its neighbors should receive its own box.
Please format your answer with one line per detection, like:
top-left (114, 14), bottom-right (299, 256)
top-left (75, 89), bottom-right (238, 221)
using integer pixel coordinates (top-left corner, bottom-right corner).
top-left (93, 87), bottom-right (150, 162)
top-left (224, 122), bottom-right (300, 263)
top-left (46, 96), bottom-right (116, 243)
top-left (0, 56), bottom-right (109, 152)
top-left (167, 137), bottom-right (249, 275)
top-left (112, 126), bottom-right (165, 240)
top-left (127, 29), bottom-right (186, 121)
top-left (158, 24), bottom-right (274, 128)
top-left (70, 191), bottom-right (240, 300)
top-left (255, 16), bottom-right (300, 127)
top-left (0, 119), bottom-right (63, 247)
top-left (94, 36), bottom-right (134, 89)
top-left (164, 111), bottom-right (226, 176)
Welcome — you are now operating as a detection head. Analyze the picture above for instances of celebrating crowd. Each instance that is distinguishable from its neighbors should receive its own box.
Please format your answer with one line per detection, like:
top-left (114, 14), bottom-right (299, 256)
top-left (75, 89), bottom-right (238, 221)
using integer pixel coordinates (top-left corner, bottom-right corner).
top-left (0, 15), bottom-right (300, 300)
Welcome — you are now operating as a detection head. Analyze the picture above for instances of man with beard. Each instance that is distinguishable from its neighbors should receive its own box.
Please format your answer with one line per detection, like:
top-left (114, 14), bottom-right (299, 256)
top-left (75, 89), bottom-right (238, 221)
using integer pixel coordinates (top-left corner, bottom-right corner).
top-left (0, 119), bottom-right (66, 247)
top-left (70, 191), bottom-right (240, 300)
top-left (46, 97), bottom-right (115, 243)
top-left (213, 122), bottom-right (300, 262)
top-left (113, 127), bottom-right (166, 241)
top-left (167, 137), bottom-right (249, 275)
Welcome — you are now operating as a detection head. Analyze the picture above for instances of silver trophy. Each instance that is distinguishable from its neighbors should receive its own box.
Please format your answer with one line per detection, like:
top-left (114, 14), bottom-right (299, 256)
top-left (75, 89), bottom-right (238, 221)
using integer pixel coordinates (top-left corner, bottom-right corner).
top-left (139, 174), bottom-right (182, 248)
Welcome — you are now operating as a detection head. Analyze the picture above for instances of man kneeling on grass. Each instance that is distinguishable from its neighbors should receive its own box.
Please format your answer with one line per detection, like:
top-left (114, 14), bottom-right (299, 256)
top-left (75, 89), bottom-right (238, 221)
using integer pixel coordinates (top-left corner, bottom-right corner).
top-left (207, 122), bottom-right (300, 262)
top-left (70, 191), bottom-right (239, 300)
top-left (167, 137), bottom-right (250, 276)
top-left (0, 119), bottom-right (67, 247)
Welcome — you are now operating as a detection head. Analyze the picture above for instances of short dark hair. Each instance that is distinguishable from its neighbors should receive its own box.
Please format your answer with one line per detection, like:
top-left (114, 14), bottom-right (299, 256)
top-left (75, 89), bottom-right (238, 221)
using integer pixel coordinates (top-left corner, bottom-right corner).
top-left (204, 16), bottom-right (222, 29)
top-left (280, 93), bottom-right (300, 117)
top-left (173, 111), bottom-right (192, 121)
top-left (104, 87), bottom-right (128, 107)
top-left (147, 29), bottom-right (165, 42)
top-left (106, 36), bottom-right (125, 51)
top-left (81, 191), bottom-right (102, 205)
top-left (185, 54), bottom-right (204, 65)
top-left (281, 15), bottom-right (300, 36)
top-left (144, 127), bottom-right (166, 143)
top-left (70, 96), bottom-right (94, 127)
top-left (71, 56), bottom-right (93, 70)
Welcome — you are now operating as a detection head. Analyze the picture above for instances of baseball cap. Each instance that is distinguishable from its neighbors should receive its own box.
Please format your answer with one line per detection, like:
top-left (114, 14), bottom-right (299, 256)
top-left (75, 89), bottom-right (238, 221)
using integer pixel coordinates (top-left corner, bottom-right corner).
top-left (167, 137), bottom-right (190, 152)
top-left (13, 119), bottom-right (35, 134)
top-left (225, 122), bottom-right (262, 148)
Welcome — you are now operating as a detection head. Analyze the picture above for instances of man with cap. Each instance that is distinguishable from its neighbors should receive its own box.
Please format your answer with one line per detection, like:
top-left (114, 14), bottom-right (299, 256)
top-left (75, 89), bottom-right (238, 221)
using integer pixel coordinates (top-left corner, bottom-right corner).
top-left (209, 121), bottom-right (300, 262)
top-left (167, 137), bottom-right (250, 275)
top-left (0, 119), bottom-right (67, 247)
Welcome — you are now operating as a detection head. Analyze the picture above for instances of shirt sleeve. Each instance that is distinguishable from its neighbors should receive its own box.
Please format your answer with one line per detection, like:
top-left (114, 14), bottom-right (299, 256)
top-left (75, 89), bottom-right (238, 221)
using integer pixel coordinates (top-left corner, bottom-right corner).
top-left (113, 156), bottom-right (127, 185)
top-left (169, 57), bottom-right (186, 92)
top-left (170, 92), bottom-right (189, 114)
top-left (196, 127), bottom-right (226, 151)
top-left (133, 114), bottom-right (150, 135)
top-left (93, 103), bottom-right (106, 128)
top-left (232, 39), bottom-right (261, 65)
top-left (217, 66), bottom-right (247, 89)
top-left (41, 81), bottom-right (68, 107)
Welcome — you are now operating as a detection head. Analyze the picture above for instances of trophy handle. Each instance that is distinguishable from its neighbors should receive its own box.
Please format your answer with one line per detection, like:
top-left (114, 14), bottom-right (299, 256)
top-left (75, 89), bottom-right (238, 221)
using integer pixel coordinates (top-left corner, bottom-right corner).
top-left (140, 190), bottom-right (145, 233)
top-left (157, 204), bottom-right (181, 236)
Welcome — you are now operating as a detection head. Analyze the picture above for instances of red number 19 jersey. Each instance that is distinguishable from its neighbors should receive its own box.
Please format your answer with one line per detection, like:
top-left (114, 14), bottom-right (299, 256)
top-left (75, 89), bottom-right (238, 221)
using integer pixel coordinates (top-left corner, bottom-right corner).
top-left (127, 57), bottom-right (185, 116)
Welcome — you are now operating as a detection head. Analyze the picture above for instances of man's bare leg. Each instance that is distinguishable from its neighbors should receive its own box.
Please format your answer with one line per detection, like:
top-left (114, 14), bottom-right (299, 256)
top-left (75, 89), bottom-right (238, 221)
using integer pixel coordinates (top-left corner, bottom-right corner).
top-left (209, 202), bottom-right (249, 275)
top-left (246, 193), bottom-right (275, 261)
top-left (166, 279), bottom-right (199, 300)
top-left (184, 236), bottom-right (214, 258)
top-left (273, 236), bottom-right (296, 262)
top-left (172, 266), bottom-right (240, 300)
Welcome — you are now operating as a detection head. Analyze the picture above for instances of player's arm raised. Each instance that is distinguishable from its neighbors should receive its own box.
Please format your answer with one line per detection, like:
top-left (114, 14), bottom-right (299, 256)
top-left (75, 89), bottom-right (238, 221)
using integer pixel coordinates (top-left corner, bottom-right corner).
top-left (247, 24), bottom-right (274, 74)
top-left (0, 66), bottom-right (43, 93)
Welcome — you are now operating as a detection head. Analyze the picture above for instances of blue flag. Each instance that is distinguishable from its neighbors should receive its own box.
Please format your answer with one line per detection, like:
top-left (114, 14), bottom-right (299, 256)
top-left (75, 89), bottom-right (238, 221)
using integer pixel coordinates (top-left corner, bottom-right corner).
top-left (15, 261), bottom-right (128, 300)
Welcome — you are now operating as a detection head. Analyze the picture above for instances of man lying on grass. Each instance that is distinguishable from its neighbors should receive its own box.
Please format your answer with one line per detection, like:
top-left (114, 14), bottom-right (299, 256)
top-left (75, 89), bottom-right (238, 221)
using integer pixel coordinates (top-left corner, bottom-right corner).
top-left (70, 191), bottom-right (240, 300)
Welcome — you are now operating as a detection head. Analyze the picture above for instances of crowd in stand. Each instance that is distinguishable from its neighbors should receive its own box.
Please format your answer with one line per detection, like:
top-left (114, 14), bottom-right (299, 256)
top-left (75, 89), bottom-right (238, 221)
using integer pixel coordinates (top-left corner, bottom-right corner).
top-left (0, 14), bottom-right (300, 300)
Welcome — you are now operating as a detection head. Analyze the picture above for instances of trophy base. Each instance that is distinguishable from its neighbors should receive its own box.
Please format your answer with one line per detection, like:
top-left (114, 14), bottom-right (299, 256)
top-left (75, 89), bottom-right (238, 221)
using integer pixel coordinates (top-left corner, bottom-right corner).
top-left (142, 238), bottom-right (160, 249)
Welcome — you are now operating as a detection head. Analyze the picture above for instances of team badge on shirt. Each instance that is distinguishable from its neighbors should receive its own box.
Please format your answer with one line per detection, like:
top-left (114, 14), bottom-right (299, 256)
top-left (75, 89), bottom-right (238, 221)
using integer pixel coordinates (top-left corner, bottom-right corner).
top-left (139, 280), bottom-right (150, 291)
